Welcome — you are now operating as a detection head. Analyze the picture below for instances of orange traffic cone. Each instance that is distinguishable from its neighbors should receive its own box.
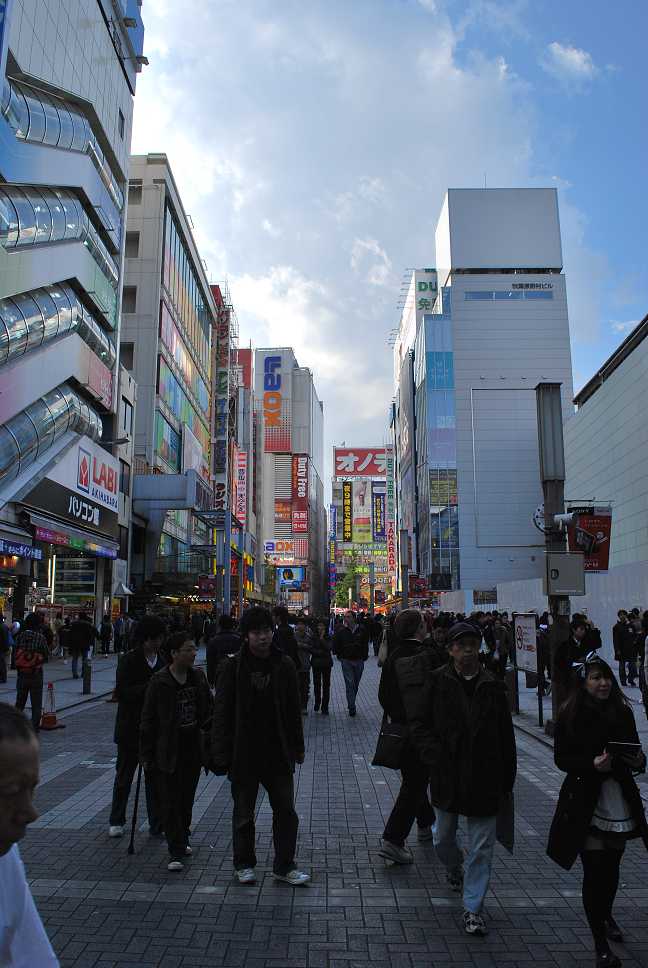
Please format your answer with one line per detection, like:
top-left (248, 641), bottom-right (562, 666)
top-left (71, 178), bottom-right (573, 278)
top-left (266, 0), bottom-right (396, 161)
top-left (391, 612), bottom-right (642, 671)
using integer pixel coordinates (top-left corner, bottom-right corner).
top-left (40, 682), bottom-right (66, 731)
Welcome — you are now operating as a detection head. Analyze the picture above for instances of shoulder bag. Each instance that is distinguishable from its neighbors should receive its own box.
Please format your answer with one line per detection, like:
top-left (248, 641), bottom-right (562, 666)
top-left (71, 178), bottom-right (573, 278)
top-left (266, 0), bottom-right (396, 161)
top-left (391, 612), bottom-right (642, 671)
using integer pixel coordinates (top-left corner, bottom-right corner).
top-left (371, 711), bottom-right (408, 770)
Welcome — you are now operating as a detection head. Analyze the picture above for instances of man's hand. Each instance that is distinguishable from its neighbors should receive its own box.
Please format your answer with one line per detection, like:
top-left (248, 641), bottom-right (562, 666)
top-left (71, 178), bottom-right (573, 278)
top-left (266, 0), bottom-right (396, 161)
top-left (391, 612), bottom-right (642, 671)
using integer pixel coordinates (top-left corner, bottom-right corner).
top-left (295, 753), bottom-right (305, 765)
top-left (594, 751), bottom-right (612, 773)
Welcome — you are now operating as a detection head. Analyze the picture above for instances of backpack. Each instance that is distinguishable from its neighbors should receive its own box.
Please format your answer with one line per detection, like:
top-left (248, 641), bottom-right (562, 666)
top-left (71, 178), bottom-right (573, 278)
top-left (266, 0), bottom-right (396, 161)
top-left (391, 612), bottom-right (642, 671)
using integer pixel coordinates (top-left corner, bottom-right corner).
top-left (15, 633), bottom-right (46, 674)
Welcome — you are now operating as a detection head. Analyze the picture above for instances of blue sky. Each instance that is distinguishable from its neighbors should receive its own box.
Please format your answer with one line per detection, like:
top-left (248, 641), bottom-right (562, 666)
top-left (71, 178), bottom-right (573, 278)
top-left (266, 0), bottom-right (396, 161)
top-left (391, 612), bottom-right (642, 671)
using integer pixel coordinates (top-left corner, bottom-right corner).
top-left (132, 0), bottom-right (647, 459)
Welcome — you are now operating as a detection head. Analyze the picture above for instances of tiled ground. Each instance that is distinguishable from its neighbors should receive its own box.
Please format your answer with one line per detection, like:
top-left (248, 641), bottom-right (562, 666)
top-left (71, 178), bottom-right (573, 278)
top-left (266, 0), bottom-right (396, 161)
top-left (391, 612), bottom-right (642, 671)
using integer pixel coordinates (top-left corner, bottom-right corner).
top-left (21, 657), bottom-right (648, 968)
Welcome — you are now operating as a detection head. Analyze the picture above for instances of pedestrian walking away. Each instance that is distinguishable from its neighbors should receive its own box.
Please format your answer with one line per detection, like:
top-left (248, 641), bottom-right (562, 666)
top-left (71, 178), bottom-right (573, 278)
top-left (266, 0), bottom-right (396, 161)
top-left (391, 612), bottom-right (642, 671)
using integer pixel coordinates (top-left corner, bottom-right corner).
top-left (68, 612), bottom-right (97, 679)
top-left (612, 610), bottom-right (638, 688)
top-left (0, 702), bottom-right (59, 965)
top-left (377, 609), bottom-right (437, 865)
top-left (400, 620), bottom-right (517, 937)
top-left (333, 610), bottom-right (369, 716)
top-left (99, 614), bottom-right (113, 655)
top-left (210, 606), bottom-right (309, 886)
top-left (547, 652), bottom-right (648, 968)
top-left (140, 631), bottom-right (212, 871)
top-left (108, 615), bottom-right (167, 839)
top-left (294, 615), bottom-right (313, 713)
top-left (272, 606), bottom-right (301, 668)
top-left (205, 614), bottom-right (241, 688)
top-left (14, 614), bottom-right (49, 731)
top-left (311, 621), bottom-right (333, 714)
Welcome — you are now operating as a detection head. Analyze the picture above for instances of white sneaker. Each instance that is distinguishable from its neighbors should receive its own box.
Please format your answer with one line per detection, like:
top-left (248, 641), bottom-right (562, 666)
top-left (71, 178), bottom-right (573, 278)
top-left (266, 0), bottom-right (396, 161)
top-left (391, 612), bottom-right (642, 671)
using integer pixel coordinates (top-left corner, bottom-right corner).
top-left (236, 868), bottom-right (256, 884)
top-left (273, 869), bottom-right (310, 886)
top-left (108, 825), bottom-right (124, 838)
top-left (167, 860), bottom-right (184, 872)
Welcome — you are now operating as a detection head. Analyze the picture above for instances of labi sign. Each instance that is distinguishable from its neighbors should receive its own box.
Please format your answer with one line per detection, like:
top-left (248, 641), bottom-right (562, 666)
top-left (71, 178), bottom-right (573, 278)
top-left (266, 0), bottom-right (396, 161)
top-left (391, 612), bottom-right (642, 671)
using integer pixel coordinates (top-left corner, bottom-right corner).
top-left (46, 436), bottom-right (119, 514)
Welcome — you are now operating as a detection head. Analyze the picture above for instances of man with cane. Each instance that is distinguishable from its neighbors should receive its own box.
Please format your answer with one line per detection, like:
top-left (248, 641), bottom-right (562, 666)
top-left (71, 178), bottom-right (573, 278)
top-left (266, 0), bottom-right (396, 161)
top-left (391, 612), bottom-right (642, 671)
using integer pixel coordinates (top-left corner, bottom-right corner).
top-left (108, 616), bottom-right (166, 839)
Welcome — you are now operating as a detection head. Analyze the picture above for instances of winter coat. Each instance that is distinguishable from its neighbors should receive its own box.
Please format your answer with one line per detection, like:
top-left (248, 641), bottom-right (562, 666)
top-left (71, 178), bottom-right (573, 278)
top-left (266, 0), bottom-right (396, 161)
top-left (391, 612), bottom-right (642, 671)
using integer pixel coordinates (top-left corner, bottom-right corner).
top-left (379, 639), bottom-right (445, 723)
top-left (613, 621), bottom-right (637, 661)
top-left (140, 666), bottom-right (212, 773)
top-left (294, 629), bottom-right (313, 671)
top-left (205, 631), bottom-right (241, 686)
top-left (333, 625), bottom-right (369, 662)
top-left (210, 645), bottom-right (304, 780)
top-left (273, 624), bottom-right (301, 668)
top-left (547, 699), bottom-right (648, 870)
top-left (398, 658), bottom-right (517, 817)
top-left (310, 635), bottom-right (333, 671)
top-left (113, 648), bottom-right (166, 748)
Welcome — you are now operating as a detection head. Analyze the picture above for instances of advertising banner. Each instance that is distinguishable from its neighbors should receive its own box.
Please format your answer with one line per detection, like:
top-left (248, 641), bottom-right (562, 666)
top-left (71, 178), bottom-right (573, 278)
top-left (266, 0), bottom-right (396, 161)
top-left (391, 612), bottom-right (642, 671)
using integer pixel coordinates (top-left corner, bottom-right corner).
top-left (342, 482), bottom-right (353, 542)
top-left (182, 424), bottom-right (203, 475)
top-left (371, 482), bottom-right (386, 541)
top-left (291, 454), bottom-right (309, 534)
top-left (274, 499), bottom-right (292, 524)
top-left (235, 451), bottom-right (247, 527)
top-left (329, 538), bottom-right (336, 564)
top-left (514, 613), bottom-right (538, 674)
top-left (352, 479), bottom-right (371, 543)
top-left (260, 352), bottom-right (292, 452)
top-left (278, 566), bottom-right (305, 588)
top-left (85, 351), bottom-right (113, 408)
top-left (198, 575), bottom-right (219, 598)
top-left (385, 446), bottom-right (396, 575)
top-left (212, 301), bottom-right (230, 512)
top-left (567, 506), bottom-right (612, 572)
top-left (329, 503), bottom-right (337, 539)
top-left (334, 447), bottom-right (387, 478)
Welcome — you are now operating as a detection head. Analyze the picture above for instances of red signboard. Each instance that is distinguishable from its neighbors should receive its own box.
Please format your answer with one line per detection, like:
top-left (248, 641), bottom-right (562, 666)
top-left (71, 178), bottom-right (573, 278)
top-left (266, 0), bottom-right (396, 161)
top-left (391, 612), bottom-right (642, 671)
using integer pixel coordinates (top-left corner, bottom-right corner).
top-left (334, 447), bottom-right (387, 478)
top-left (291, 454), bottom-right (309, 534)
top-left (198, 575), bottom-right (218, 598)
top-left (567, 507), bottom-right (612, 572)
top-left (274, 499), bottom-right (292, 524)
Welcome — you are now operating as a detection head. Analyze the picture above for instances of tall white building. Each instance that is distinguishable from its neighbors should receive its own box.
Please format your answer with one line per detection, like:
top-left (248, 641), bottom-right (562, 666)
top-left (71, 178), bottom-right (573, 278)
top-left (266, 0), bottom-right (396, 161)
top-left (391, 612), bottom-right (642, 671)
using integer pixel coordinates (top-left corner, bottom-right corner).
top-left (0, 0), bottom-right (145, 622)
top-left (393, 189), bottom-right (574, 610)
top-left (254, 348), bottom-right (326, 613)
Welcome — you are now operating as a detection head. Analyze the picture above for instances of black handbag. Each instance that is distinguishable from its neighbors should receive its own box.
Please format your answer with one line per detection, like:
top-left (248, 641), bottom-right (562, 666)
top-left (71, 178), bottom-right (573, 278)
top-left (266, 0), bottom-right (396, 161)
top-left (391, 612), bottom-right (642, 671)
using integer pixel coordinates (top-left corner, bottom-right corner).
top-left (372, 713), bottom-right (409, 769)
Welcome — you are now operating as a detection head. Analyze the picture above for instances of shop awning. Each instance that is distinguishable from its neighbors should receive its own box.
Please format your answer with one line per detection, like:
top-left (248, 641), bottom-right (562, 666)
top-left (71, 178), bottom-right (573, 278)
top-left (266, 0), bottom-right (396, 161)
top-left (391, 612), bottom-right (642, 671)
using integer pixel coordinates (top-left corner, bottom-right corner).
top-left (28, 512), bottom-right (119, 559)
top-left (114, 582), bottom-right (133, 596)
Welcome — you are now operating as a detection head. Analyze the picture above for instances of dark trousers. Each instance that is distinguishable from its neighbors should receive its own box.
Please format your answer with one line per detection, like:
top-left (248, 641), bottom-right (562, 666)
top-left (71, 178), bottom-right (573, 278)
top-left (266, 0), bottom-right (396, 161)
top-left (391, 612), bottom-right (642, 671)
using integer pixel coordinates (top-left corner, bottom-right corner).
top-left (15, 671), bottom-right (43, 728)
top-left (109, 744), bottom-right (161, 830)
top-left (231, 772), bottom-right (298, 875)
top-left (157, 752), bottom-right (201, 859)
top-left (581, 847), bottom-right (624, 951)
top-left (383, 746), bottom-right (435, 847)
top-left (618, 659), bottom-right (637, 686)
top-left (312, 667), bottom-right (331, 712)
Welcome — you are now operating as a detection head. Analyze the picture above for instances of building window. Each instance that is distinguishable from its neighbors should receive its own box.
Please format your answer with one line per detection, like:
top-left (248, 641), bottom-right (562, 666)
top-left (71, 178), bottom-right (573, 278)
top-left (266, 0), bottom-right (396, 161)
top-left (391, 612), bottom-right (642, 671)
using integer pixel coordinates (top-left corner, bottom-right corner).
top-left (118, 525), bottom-right (129, 561)
top-left (120, 342), bottom-right (134, 371)
top-left (125, 232), bottom-right (139, 258)
top-left (128, 183), bottom-right (142, 205)
top-left (119, 459), bottom-right (131, 496)
top-left (122, 286), bottom-right (137, 314)
top-left (121, 397), bottom-right (133, 435)
top-left (118, 110), bottom-right (125, 140)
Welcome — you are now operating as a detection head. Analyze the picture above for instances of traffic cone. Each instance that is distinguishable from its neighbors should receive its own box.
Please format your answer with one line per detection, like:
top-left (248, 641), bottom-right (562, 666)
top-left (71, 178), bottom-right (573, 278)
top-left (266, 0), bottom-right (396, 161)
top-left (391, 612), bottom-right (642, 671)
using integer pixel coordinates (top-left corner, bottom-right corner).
top-left (40, 682), bottom-right (66, 731)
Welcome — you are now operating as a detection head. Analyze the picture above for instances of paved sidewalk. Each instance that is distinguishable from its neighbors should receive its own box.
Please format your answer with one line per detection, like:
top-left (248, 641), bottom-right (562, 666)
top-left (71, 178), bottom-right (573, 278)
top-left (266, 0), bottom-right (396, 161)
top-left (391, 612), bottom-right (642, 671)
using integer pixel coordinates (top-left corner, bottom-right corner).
top-left (19, 656), bottom-right (648, 968)
top-left (0, 652), bottom-right (120, 712)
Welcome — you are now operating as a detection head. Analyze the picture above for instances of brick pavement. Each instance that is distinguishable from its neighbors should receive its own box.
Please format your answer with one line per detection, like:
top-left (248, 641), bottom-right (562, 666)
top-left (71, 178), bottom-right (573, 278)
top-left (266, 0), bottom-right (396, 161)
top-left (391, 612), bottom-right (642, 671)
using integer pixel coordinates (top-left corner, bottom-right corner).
top-left (18, 657), bottom-right (648, 968)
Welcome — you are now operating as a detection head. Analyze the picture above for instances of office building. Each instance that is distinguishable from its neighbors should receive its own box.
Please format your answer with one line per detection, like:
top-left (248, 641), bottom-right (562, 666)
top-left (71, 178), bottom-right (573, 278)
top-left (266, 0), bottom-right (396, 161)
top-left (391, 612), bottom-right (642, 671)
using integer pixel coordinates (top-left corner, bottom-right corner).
top-left (122, 153), bottom-right (219, 594)
top-left (392, 190), bottom-right (574, 610)
top-left (0, 0), bottom-right (144, 622)
top-left (254, 348), bottom-right (326, 613)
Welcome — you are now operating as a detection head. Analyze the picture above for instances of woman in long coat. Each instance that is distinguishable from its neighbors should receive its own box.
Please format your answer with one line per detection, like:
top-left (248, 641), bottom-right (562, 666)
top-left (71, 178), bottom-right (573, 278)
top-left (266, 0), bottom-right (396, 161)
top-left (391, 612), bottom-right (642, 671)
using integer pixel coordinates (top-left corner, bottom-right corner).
top-left (547, 653), bottom-right (648, 967)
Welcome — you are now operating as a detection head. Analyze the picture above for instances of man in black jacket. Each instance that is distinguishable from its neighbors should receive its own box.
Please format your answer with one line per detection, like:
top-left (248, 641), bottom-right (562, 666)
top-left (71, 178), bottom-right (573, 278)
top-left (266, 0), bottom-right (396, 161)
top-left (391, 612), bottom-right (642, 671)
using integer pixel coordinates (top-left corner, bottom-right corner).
top-left (272, 606), bottom-right (300, 668)
top-left (333, 611), bottom-right (369, 716)
top-left (108, 615), bottom-right (166, 839)
top-left (205, 614), bottom-right (241, 687)
top-left (613, 610), bottom-right (637, 687)
top-left (211, 607), bottom-right (309, 886)
top-left (399, 621), bottom-right (516, 937)
top-left (378, 609), bottom-right (436, 864)
top-left (68, 612), bottom-right (96, 679)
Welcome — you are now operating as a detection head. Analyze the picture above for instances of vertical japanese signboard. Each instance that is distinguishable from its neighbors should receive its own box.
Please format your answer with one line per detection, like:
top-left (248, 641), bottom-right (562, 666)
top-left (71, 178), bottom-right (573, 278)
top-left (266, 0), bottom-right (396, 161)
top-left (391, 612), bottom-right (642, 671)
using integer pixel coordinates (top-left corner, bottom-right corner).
top-left (372, 482), bottom-right (386, 541)
top-left (329, 504), bottom-right (337, 539)
top-left (342, 481), bottom-right (353, 542)
top-left (291, 454), bottom-right (309, 534)
top-left (235, 451), bottom-right (247, 527)
top-left (385, 446), bottom-right (396, 575)
top-left (212, 304), bottom-right (230, 513)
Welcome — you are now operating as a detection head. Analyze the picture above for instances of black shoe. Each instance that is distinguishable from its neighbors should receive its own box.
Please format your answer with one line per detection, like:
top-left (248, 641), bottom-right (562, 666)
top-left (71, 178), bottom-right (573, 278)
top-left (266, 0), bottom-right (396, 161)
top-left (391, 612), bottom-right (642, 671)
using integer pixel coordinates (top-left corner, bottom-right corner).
top-left (313, 705), bottom-right (320, 712)
top-left (596, 951), bottom-right (621, 968)
top-left (349, 709), bottom-right (356, 717)
top-left (321, 709), bottom-right (329, 715)
top-left (605, 918), bottom-right (623, 943)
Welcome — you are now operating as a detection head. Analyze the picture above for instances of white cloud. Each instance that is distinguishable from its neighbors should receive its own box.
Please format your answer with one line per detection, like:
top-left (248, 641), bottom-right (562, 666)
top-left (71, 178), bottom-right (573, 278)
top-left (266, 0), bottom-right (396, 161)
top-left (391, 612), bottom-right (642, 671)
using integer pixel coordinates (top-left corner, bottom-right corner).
top-left (350, 238), bottom-right (393, 287)
top-left (541, 41), bottom-right (599, 87)
top-left (611, 319), bottom-right (638, 334)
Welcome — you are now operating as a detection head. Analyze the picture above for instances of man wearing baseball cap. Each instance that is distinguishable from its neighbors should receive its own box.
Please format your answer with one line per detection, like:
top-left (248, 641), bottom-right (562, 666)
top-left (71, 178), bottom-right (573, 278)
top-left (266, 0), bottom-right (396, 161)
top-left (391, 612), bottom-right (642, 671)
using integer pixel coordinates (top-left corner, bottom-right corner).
top-left (399, 621), bottom-right (516, 936)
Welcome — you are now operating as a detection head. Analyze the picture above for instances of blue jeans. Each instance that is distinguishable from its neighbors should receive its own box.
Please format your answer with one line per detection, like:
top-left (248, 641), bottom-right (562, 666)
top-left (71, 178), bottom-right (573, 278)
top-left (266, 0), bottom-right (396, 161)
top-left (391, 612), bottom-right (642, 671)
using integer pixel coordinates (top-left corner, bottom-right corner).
top-left (433, 808), bottom-right (497, 914)
top-left (340, 659), bottom-right (364, 713)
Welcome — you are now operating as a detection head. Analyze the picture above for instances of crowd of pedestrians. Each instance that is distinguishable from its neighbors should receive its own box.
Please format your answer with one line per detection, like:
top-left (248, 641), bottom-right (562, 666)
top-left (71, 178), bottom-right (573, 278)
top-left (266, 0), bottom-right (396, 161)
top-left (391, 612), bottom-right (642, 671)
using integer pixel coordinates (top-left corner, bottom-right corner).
top-left (2, 600), bottom-right (648, 966)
